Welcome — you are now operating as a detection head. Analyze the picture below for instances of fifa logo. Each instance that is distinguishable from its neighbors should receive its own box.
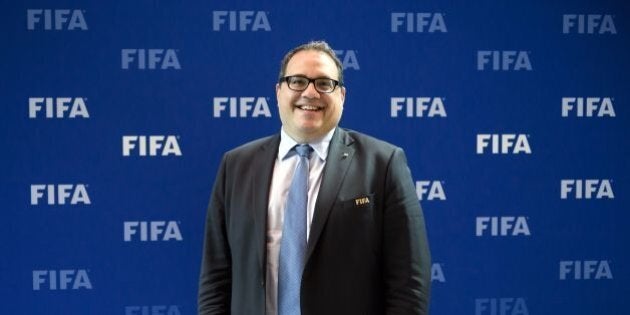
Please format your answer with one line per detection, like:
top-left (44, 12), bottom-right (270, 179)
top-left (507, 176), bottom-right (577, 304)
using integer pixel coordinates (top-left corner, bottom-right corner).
top-left (27, 9), bottom-right (88, 30)
top-left (561, 97), bottom-right (615, 117)
top-left (390, 97), bottom-right (447, 118)
top-left (333, 50), bottom-right (360, 70)
top-left (32, 270), bottom-right (92, 290)
top-left (416, 181), bottom-right (446, 201)
top-left (477, 51), bottom-right (532, 71)
top-left (31, 184), bottom-right (90, 205)
top-left (29, 97), bottom-right (89, 119)
top-left (476, 216), bottom-right (531, 236)
top-left (121, 49), bottom-right (181, 70)
top-left (213, 97), bottom-right (272, 118)
top-left (560, 179), bottom-right (614, 199)
top-left (476, 134), bottom-right (531, 154)
top-left (212, 11), bottom-right (271, 31)
top-left (125, 306), bottom-right (182, 315)
top-left (391, 13), bottom-right (447, 33)
top-left (123, 221), bottom-right (183, 241)
top-left (563, 15), bottom-right (616, 34)
top-left (475, 298), bottom-right (529, 315)
top-left (122, 136), bottom-right (182, 156)
top-left (559, 260), bottom-right (613, 280)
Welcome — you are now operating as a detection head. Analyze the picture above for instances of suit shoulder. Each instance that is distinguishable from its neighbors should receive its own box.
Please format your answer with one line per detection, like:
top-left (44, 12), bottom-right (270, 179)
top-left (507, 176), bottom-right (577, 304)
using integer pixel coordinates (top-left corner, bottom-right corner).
top-left (342, 128), bottom-right (401, 153)
top-left (224, 134), bottom-right (279, 159)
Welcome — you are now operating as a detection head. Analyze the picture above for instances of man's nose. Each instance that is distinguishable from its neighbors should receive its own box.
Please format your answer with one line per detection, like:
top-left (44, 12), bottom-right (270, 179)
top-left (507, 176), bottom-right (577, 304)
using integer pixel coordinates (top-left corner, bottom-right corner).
top-left (301, 82), bottom-right (320, 98)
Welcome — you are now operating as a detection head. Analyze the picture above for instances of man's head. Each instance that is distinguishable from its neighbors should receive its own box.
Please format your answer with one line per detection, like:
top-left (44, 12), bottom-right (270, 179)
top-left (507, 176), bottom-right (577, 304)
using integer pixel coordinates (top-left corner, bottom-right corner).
top-left (276, 41), bottom-right (346, 143)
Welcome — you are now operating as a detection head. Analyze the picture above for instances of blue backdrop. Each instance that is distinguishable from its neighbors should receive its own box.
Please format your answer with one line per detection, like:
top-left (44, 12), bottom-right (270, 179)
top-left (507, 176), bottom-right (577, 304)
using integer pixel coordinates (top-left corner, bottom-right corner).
top-left (2, 0), bottom-right (628, 314)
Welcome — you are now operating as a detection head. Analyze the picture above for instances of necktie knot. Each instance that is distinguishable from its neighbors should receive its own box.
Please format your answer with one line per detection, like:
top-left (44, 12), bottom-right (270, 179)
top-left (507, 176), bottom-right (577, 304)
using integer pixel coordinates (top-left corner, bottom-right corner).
top-left (295, 144), bottom-right (313, 159)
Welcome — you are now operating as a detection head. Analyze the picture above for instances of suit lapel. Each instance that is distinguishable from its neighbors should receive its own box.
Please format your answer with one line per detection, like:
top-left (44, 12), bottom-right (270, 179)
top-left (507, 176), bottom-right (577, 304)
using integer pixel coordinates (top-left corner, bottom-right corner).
top-left (306, 128), bottom-right (355, 261)
top-left (252, 135), bottom-right (280, 271)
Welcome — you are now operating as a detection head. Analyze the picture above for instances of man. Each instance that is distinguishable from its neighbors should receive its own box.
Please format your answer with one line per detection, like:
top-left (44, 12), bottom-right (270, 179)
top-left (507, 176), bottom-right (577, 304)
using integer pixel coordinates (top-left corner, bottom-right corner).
top-left (198, 41), bottom-right (431, 315)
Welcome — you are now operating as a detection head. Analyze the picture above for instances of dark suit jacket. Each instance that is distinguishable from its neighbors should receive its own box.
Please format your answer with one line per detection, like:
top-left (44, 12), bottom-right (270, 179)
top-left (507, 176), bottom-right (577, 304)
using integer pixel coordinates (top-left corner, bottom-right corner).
top-left (198, 128), bottom-right (431, 315)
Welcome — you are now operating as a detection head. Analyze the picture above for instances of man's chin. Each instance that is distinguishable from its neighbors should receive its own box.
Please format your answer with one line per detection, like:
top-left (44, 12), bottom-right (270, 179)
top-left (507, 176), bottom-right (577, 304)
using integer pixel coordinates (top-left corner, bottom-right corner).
top-left (294, 120), bottom-right (322, 132)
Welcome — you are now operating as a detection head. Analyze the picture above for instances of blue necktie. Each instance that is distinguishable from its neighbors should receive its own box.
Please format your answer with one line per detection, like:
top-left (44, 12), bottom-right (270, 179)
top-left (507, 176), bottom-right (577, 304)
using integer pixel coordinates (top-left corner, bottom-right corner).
top-left (278, 144), bottom-right (312, 315)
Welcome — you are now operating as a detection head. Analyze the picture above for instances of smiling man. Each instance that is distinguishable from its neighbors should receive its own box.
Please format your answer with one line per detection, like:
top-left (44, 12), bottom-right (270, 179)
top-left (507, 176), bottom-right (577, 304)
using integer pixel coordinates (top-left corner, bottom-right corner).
top-left (199, 41), bottom-right (431, 315)
top-left (276, 48), bottom-right (345, 143)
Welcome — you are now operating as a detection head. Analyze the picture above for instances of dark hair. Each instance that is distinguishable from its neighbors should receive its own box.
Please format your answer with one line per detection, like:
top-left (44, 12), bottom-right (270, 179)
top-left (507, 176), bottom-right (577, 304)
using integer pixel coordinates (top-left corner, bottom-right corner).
top-left (278, 40), bottom-right (344, 86)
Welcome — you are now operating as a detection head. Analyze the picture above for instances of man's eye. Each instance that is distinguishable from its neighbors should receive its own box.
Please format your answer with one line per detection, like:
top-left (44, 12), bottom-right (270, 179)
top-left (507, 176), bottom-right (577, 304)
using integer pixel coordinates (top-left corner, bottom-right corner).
top-left (290, 78), bottom-right (308, 85)
top-left (316, 80), bottom-right (333, 89)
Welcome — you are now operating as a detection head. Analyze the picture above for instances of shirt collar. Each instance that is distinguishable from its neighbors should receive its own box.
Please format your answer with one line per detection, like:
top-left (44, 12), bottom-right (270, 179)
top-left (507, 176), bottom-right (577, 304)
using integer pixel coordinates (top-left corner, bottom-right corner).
top-left (279, 127), bottom-right (335, 161)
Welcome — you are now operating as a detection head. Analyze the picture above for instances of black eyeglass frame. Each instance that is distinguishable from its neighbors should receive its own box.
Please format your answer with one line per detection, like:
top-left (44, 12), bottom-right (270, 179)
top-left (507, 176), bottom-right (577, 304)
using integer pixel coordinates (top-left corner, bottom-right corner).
top-left (278, 75), bottom-right (343, 93)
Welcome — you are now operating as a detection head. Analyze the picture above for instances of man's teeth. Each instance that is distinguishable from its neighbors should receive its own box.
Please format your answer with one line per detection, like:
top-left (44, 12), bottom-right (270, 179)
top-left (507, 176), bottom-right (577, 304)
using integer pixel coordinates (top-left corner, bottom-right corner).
top-left (298, 105), bottom-right (321, 111)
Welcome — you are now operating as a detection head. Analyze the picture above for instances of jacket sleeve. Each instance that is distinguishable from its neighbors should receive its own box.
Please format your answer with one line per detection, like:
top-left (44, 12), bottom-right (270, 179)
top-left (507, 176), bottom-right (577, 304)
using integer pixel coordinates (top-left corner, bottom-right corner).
top-left (198, 154), bottom-right (232, 315)
top-left (383, 148), bottom-right (431, 314)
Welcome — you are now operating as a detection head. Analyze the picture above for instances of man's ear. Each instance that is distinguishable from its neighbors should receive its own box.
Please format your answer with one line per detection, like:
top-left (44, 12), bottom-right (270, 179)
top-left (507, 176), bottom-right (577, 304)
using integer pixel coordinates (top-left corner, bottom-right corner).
top-left (340, 86), bottom-right (346, 105)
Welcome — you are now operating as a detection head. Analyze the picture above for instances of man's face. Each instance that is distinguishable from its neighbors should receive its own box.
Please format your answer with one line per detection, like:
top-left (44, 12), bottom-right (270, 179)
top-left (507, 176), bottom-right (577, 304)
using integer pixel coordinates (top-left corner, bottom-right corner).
top-left (276, 50), bottom-right (346, 142)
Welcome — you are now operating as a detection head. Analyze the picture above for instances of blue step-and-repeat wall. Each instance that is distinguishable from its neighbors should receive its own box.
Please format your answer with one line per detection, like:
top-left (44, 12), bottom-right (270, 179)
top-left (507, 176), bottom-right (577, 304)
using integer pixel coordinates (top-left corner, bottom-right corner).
top-left (2, 0), bottom-right (628, 314)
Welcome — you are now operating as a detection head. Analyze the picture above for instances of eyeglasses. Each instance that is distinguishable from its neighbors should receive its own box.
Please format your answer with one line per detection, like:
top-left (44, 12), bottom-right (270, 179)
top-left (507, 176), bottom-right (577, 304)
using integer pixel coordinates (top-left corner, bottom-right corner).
top-left (279, 75), bottom-right (342, 93)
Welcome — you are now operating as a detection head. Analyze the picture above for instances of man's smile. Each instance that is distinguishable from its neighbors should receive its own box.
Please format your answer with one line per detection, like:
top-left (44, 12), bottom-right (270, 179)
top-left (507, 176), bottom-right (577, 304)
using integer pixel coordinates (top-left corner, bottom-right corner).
top-left (294, 104), bottom-right (324, 111)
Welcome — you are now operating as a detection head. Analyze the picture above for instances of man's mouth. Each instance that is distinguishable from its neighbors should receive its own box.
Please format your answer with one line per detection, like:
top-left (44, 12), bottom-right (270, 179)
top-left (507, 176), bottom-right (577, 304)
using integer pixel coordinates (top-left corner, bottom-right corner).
top-left (295, 104), bottom-right (323, 112)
